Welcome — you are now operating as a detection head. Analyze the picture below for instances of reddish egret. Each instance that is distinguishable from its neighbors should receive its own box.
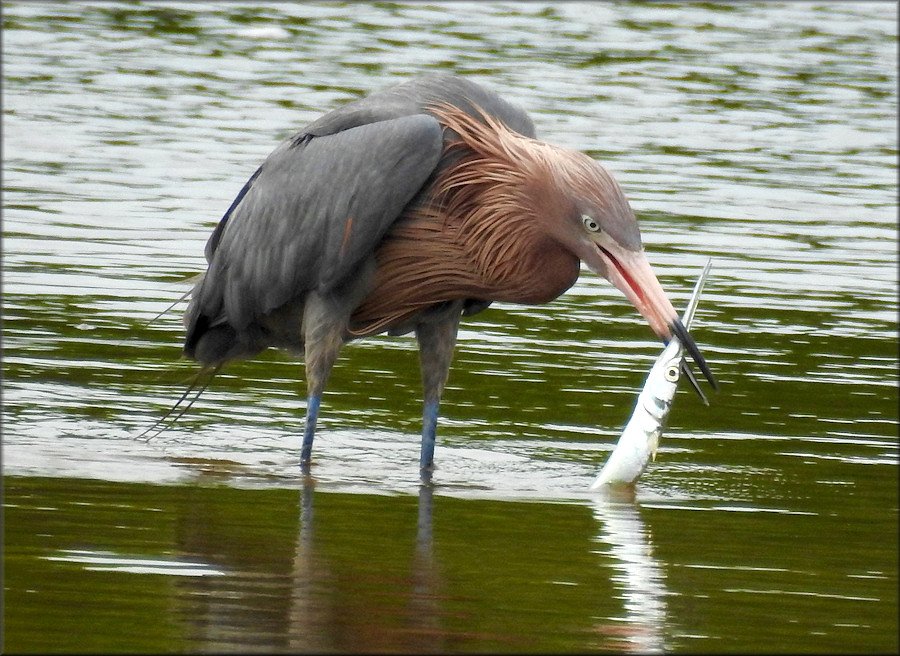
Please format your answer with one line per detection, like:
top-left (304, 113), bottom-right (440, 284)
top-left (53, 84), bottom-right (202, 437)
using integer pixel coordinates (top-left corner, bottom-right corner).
top-left (182, 74), bottom-right (716, 476)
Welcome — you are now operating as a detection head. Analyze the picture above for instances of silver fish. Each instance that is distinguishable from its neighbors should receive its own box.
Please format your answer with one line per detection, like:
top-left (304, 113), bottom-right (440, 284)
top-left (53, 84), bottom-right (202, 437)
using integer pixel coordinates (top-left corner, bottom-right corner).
top-left (591, 259), bottom-right (713, 489)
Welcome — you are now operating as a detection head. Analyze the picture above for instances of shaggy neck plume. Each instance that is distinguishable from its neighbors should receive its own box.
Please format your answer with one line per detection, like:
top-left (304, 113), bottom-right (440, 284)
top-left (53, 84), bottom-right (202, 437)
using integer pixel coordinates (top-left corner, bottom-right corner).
top-left (348, 104), bottom-right (580, 337)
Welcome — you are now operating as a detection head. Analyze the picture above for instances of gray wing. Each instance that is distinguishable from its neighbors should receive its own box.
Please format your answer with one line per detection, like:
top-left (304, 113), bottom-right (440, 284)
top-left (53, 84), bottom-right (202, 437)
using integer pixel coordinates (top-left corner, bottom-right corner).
top-left (301, 74), bottom-right (537, 141)
top-left (185, 74), bottom-right (535, 361)
top-left (191, 113), bottom-right (444, 336)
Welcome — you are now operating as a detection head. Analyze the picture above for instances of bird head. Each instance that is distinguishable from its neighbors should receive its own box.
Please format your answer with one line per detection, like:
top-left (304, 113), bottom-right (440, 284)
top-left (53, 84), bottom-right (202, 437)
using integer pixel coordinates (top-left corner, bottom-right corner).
top-left (544, 149), bottom-right (717, 390)
top-left (429, 101), bottom-right (716, 392)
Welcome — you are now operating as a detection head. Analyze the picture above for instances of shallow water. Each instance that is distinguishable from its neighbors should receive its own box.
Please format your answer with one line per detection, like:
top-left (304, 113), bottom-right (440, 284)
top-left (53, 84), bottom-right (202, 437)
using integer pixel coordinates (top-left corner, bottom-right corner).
top-left (3, 2), bottom-right (898, 653)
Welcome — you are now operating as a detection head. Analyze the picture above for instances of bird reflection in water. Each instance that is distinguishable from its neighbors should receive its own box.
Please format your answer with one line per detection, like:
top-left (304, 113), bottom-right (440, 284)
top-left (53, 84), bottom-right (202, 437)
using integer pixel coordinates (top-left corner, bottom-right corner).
top-left (175, 480), bottom-right (447, 652)
top-left (287, 482), bottom-right (446, 652)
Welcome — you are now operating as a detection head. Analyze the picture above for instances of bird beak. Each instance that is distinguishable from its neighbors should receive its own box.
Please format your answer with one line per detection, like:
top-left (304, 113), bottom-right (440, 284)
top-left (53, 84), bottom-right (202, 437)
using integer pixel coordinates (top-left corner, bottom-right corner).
top-left (584, 240), bottom-right (718, 391)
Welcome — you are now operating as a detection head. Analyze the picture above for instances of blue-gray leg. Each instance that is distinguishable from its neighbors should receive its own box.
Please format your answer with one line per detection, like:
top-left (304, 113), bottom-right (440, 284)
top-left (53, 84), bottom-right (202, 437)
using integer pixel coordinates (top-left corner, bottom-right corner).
top-left (420, 399), bottom-right (440, 473)
top-left (300, 294), bottom-right (347, 472)
top-left (300, 394), bottom-right (320, 470)
top-left (415, 313), bottom-right (461, 476)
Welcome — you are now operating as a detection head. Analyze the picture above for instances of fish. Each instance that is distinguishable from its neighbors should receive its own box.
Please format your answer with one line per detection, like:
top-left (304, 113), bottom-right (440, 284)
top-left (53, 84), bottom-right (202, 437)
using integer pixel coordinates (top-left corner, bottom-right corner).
top-left (590, 259), bottom-right (713, 489)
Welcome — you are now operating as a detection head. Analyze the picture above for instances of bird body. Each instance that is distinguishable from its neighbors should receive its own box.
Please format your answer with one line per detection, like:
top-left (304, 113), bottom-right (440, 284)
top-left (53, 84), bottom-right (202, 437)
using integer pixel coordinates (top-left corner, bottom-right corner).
top-left (182, 74), bottom-right (716, 476)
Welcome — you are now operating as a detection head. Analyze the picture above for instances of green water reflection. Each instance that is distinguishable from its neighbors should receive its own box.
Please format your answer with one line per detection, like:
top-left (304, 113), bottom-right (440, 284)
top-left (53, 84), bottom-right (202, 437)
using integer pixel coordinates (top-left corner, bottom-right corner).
top-left (5, 476), bottom-right (898, 653)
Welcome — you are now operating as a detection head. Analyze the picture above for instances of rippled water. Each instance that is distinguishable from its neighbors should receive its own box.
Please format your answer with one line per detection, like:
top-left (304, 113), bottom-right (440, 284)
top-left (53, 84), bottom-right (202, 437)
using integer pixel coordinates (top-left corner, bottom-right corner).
top-left (3, 2), bottom-right (898, 653)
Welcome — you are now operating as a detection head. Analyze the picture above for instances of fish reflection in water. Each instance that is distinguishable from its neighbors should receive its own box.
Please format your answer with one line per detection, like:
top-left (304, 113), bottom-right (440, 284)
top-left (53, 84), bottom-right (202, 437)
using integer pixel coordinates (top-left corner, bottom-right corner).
top-left (592, 259), bottom-right (714, 488)
top-left (590, 490), bottom-right (668, 653)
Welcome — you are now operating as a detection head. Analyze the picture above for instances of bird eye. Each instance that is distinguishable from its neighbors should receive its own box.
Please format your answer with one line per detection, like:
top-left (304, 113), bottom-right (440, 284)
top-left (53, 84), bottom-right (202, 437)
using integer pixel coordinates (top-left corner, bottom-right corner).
top-left (581, 214), bottom-right (601, 233)
top-left (665, 365), bottom-right (680, 382)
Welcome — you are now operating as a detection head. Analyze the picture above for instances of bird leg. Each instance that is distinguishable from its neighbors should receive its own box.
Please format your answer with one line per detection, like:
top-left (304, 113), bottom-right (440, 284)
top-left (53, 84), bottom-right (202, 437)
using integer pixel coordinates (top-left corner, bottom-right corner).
top-left (300, 394), bottom-right (320, 469)
top-left (415, 312), bottom-right (461, 476)
top-left (300, 295), bottom-right (347, 472)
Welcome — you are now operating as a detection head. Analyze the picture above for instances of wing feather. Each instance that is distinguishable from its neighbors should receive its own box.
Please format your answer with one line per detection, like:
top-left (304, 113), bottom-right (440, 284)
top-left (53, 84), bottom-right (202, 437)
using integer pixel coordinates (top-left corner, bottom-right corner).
top-left (185, 74), bottom-right (535, 362)
top-left (194, 114), bottom-right (443, 332)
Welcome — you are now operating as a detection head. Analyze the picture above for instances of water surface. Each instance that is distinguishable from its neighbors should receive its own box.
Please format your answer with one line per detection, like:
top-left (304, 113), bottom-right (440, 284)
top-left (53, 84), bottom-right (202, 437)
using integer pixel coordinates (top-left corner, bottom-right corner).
top-left (3, 2), bottom-right (897, 653)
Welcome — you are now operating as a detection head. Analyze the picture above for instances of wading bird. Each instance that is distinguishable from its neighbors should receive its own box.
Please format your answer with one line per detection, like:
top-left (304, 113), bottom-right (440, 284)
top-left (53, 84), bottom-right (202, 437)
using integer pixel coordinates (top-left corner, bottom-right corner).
top-left (182, 74), bottom-right (716, 476)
